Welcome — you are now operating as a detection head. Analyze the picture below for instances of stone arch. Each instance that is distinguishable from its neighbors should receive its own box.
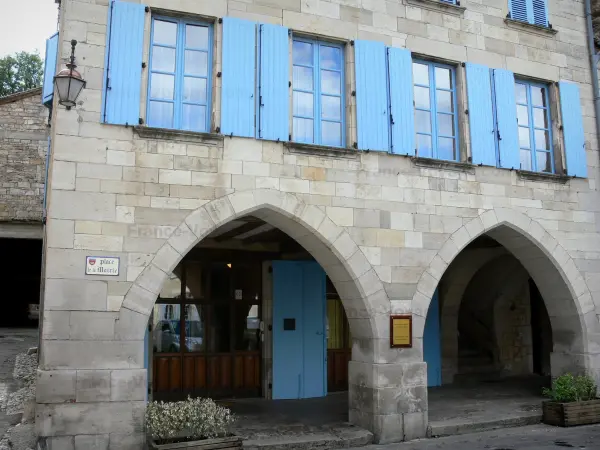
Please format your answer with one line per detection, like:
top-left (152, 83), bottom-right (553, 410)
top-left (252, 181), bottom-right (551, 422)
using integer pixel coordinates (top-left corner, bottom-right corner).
top-left (413, 208), bottom-right (599, 378)
top-left (115, 188), bottom-right (389, 359)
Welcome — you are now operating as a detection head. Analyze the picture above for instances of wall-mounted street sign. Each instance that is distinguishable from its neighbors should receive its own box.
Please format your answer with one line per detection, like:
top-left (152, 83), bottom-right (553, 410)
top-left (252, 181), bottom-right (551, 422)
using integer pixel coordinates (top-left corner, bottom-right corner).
top-left (390, 315), bottom-right (412, 348)
top-left (86, 256), bottom-right (120, 276)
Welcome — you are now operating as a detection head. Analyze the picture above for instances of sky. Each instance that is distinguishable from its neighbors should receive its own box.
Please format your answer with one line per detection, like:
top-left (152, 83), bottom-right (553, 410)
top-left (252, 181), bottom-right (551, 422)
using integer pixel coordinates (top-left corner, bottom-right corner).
top-left (0, 0), bottom-right (59, 58)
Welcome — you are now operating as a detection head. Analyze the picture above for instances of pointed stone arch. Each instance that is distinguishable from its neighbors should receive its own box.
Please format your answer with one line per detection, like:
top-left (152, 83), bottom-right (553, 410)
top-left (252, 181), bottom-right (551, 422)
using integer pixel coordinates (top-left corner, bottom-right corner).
top-left (412, 208), bottom-right (599, 378)
top-left (115, 188), bottom-right (389, 359)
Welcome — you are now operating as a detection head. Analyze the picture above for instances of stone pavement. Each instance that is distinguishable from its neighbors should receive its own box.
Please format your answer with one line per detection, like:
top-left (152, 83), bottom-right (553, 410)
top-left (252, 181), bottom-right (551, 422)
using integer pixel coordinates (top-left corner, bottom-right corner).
top-left (362, 424), bottom-right (600, 450)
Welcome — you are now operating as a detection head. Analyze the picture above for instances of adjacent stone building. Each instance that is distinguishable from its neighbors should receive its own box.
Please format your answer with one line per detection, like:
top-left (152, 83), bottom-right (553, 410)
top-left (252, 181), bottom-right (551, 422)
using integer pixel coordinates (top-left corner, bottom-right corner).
top-left (38, 0), bottom-right (600, 448)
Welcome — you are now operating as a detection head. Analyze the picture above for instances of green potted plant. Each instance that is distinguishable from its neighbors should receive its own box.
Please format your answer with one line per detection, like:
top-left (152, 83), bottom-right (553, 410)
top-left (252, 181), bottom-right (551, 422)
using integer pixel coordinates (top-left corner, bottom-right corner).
top-left (542, 373), bottom-right (600, 427)
top-left (146, 397), bottom-right (241, 449)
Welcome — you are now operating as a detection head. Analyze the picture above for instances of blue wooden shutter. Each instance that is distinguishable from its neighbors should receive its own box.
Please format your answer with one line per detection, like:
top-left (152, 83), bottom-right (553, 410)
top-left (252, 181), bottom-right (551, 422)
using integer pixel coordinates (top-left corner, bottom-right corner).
top-left (258, 23), bottom-right (289, 142)
top-left (532, 0), bottom-right (548, 27)
top-left (424, 289), bottom-right (441, 387)
top-left (493, 69), bottom-right (520, 170)
top-left (101, 0), bottom-right (146, 125)
top-left (510, 0), bottom-right (529, 22)
top-left (221, 17), bottom-right (256, 138)
top-left (355, 40), bottom-right (389, 151)
top-left (42, 32), bottom-right (59, 106)
top-left (466, 63), bottom-right (496, 166)
top-left (559, 81), bottom-right (587, 178)
top-left (387, 46), bottom-right (415, 156)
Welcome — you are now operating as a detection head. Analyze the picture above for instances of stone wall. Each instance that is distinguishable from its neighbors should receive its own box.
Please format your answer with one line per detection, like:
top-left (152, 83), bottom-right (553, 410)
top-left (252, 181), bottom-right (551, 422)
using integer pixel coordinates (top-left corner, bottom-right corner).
top-left (0, 88), bottom-right (49, 223)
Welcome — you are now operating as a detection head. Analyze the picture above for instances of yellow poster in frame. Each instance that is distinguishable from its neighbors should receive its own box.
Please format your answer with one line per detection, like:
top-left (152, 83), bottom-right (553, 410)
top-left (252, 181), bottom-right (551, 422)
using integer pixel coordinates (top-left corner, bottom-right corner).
top-left (390, 315), bottom-right (412, 348)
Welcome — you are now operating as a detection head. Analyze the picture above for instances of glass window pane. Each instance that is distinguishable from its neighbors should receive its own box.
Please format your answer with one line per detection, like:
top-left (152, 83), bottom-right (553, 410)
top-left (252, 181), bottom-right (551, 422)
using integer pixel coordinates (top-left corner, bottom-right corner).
top-left (519, 127), bottom-right (530, 148)
top-left (150, 73), bottom-right (175, 99)
top-left (184, 304), bottom-right (205, 352)
top-left (149, 101), bottom-right (174, 128)
top-left (412, 63), bottom-right (429, 85)
top-left (153, 304), bottom-right (181, 353)
top-left (536, 151), bottom-right (552, 173)
top-left (534, 129), bottom-right (550, 150)
top-left (533, 108), bottom-right (548, 128)
top-left (185, 50), bottom-right (208, 76)
top-left (415, 110), bottom-right (431, 133)
top-left (515, 83), bottom-right (527, 104)
top-left (185, 262), bottom-right (206, 300)
top-left (182, 104), bottom-right (207, 132)
top-left (531, 86), bottom-right (546, 107)
top-left (322, 121), bottom-right (342, 147)
top-left (320, 45), bottom-right (342, 70)
top-left (438, 137), bottom-right (455, 161)
top-left (437, 113), bottom-right (454, 137)
top-left (293, 91), bottom-right (314, 117)
top-left (183, 77), bottom-right (207, 103)
top-left (435, 67), bottom-right (451, 89)
top-left (234, 304), bottom-right (260, 351)
top-left (437, 90), bottom-right (452, 113)
top-left (186, 25), bottom-right (209, 49)
top-left (293, 66), bottom-right (313, 91)
top-left (152, 46), bottom-right (176, 72)
top-left (416, 134), bottom-right (432, 158)
top-left (517, 105), bottom-right (529, 126)
top-left (293, 118), bottom-right (314, 143)
top-left (321, 70), bottom-right (341, 95)
top-left (293, 41), bottom-right (313, 66)
top-left (154, 20), bottom-right (177, 46)
top-left (208, 305), bottom-right (231, 352)
top-left (414, 86), bottom-right (430, 110)
top-left (520, 149), bottom-right (532, 171)
top-left (322, 96), bottom-right (341, 120)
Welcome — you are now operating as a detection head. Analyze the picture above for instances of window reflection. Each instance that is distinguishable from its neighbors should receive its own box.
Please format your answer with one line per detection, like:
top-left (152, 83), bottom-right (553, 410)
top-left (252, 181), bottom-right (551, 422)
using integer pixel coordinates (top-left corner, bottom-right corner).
top-left (184, 304), bottom-right (205, 352)
top-left (234, 304), bottom-right (260, 351)
top-left (153, 304), bottom-right (181, 353)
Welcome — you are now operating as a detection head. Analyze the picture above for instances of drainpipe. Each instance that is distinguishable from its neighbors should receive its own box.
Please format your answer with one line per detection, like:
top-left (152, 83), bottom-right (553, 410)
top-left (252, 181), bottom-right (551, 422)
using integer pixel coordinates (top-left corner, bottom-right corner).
top-left (584, 0), bottom-right (600, 146)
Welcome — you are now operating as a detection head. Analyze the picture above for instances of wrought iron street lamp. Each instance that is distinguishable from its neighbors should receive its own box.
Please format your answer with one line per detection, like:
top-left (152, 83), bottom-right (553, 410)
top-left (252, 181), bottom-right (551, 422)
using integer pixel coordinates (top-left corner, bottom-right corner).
top-left (54, 40), bottom-right (86, 109)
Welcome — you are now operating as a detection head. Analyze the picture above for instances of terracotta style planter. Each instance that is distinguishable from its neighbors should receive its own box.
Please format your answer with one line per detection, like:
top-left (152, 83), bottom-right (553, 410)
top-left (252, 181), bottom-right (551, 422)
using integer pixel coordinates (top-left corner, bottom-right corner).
top-left (542, 399), bottom-right (600, 427)
top-left (148, 436), bottom-right (243, 450)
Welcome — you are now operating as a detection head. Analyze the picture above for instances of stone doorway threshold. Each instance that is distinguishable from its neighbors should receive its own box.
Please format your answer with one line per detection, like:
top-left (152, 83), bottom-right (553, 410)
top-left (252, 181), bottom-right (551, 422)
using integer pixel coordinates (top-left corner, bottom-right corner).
top-left (221, 392), bottom-right (373, 450)
top-left (428, 375), bottom-right (546, 437)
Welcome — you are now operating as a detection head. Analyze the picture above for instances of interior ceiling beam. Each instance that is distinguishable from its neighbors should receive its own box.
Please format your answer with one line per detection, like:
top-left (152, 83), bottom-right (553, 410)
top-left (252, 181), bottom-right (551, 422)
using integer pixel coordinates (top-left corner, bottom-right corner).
top-left (242, 228), bottom-right (288, 244)
top-left (214, 221), bottom-right (267, 242)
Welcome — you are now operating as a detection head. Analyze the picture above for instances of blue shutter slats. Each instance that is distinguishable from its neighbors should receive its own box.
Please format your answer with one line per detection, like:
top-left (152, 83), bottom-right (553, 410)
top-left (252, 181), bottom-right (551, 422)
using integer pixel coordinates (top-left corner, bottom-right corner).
top-left (42, 32), bottom-right (59, 106)
top-left (532, 0), bottom-right (548, 26)
top-left (258, 23), bottom-right (289, 142)
top-left (221, 17), bottom-right (256, 138)
top-left (559, 81), bottom-right (587, 178)
top-left (355, 40), bottom-right (389, 152)
top-left (492, 69), bottom-right (520, 170)
top-left (466, 63), bottom-right (496, 166)
top-left (387, 46), bottom-right (414, 156)
top-left (510, 0), bottom-right (530, 22)
top-left (511, 0), bottom-right (548, 26)
top-left (101, 0), bottom-right (146, 125)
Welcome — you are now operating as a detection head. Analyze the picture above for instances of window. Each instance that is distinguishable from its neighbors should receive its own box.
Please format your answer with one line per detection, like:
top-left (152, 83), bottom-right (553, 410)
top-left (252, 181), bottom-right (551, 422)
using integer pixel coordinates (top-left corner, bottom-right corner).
top-left (412, 60), bottom-right (459, 161)
top-left (147, 17), bottom-right (212, 132)
top-left (509, 0), bottom-right (549, 27)
top-left (292, 38), bottom-right (345, 147)
top-left (515, 81), bottom-right (554, 173)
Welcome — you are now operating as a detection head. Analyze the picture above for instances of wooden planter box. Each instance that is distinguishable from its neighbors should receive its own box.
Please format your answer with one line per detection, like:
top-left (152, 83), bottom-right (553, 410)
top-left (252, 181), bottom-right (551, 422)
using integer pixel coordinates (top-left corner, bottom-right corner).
top-left (542, 399), bottom-right (600, 427)
top-left (148, 436), bottom-right (243, 450)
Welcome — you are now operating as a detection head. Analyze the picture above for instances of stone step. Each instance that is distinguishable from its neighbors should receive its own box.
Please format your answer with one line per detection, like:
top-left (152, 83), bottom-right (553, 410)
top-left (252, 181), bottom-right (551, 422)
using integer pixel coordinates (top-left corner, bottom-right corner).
top-left (427, 411), bottom-right (542, 438)
top-left (242, 428), bottom-right (373, 450)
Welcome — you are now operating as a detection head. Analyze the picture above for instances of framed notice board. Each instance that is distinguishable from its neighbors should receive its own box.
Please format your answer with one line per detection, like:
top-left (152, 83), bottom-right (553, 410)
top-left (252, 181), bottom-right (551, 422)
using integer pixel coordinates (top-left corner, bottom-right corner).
top-left (390, 315), bottom-right (412, 348)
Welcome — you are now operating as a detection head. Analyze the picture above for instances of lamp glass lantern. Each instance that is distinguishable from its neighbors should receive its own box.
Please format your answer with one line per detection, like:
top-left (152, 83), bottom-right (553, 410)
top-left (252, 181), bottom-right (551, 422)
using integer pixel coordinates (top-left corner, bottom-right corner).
top-left (53, 40), bottom-right (86, 109)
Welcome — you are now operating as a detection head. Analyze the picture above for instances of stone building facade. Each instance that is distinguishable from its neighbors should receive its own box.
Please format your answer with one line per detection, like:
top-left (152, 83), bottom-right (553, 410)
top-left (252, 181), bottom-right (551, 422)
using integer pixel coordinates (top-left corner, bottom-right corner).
top-left (38, 0), bottom-right (600, 448)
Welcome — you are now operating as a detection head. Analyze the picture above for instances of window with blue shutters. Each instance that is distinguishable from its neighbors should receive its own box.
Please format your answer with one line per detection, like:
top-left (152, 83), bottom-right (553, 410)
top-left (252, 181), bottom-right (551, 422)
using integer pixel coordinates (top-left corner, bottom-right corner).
top-left (509, 0), bottom-right (549, 27)
top-left (515, 80), bottom-right (554, 173)
top-left (147, 16), bottom-right (212, 132)
top-left (292, 38), bottom-right (345, 147)
top-left (412, 60), bottom-right (459, 161)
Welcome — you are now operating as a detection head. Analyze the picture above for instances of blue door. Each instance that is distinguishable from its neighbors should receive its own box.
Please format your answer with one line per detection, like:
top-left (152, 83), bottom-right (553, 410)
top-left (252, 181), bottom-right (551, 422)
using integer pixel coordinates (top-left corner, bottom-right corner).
top-left (424, 289), bottom-right (442, 387)
top-left (272, 261), bottom-right (326, 399)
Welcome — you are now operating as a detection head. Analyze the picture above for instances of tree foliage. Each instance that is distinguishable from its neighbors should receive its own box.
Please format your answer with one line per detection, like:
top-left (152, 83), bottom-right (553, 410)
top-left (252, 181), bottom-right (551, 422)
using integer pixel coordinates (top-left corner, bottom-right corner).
top-left (0, 51), bottom-right (44, 97)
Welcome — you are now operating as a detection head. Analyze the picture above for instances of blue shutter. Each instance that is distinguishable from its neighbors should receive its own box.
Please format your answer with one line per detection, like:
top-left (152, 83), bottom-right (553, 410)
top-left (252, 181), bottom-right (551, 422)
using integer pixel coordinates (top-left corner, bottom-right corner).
top-left (355, 40), bottom-right (389, 151)
top-left (493, 69), bottom-right (520, 170)
top-left (387, 47), bottom-right (415, 156)
top-left (560, 81), bottom-right (587, 178)
top-left (424, 289), bottom-right (441, 387)
top-left (42, 32), bottom-right (59, 106)
top-left (510, 0), bottom-right (529, 22)
top-left (221, 17), bottom-right (256, 138)
top-left (532, 0), bottom-right (548, 26)
top-left (466, 63), bottom-right (496, 166)
top-left (258, 23), bottom-right (289, 142)
top-left (101, 0), bottom-right (146, 125)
